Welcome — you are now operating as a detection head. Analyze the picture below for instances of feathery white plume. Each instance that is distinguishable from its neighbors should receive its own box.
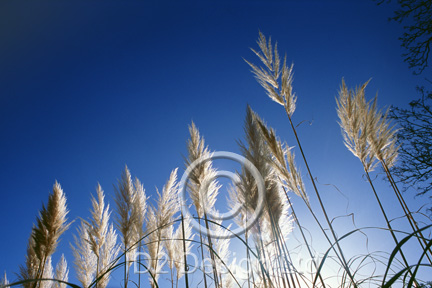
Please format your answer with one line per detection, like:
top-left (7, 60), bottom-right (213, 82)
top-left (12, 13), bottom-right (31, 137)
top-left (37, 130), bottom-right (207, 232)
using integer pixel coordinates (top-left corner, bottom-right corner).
top-left (71, 221), bottom-right (97, 287)
top-left (186, 122), bottom-right (219, 218)
top-left (19, 233), bottom-right (39, 287)
top-left (337, 79), bottom-right (399, 171)
top-left (40, 256), bottom-right (53, 288)
top-left (146, 169), bottom-right (180, 288)
top-left (53, 254), bottom-right (68, 288)
top-left (72, 184), bottom-right (120, 288)
top-left (246, 32), bottom-right (297, 117)
top-left (114, 166), bottom-right (138, 264)
top-left (336, 79), bottom-right (378, 171)
top-left (19, 182), bottom-right (70, 288)
top-left (173, 216), bottom-right (193, 280)
top-left (88, 184), bottom-right (120, 288)
top-left (133, 177), bottom-right (147, 241)
top-left (163, 216), bottom-right (194, 282)
top-left (97, 224), bottom-right (120, 288)
top-left (33, 182), bottom-right (70, 264)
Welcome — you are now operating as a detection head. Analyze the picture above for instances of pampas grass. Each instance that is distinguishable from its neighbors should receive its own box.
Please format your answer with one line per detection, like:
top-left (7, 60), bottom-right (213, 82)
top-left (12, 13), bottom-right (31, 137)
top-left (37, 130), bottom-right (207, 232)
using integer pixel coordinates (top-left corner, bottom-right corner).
top-left (337, 79), bottom-right (432, 281)
top-left (185, 122), bottom-right (220, 287)
top-left (245, 32), bottom-right (296, 117)
top-left (114, 166), bottom-right (140, 288)
top-left (163, 215), bottom-right (193, 287)
top-left (336, 79), bottom-right (377, 172)
top-left (71, 221), bottom-right (97, 287)
top-left (247, 32), bottom-right (359, 287)
top-left (230, 106), bottom-right (297, 288)
top-left (212, 218), bottom-right (232, 287)
top-left (71, 184), bottom-right (120, 288)
top-left (39, 257), bottom-right (53, 288)
top-left (145, 168), bottom-right (180, 288)
top-left (18, 181), bottom-right (70, 288)
top-left (185, 122), bottom-right (219, 218)
top-left (19, 233), bottom-right (39, 288)
top-left (4, 32), bottom-right (432, 288)
top-left (52, 255), bottom-right (68, 288)
top-left (89, 186), bottom-right (120, 288)
top-left (132, 177), bottom-right (147, 288)
top-left (144, 207), bottom-right (163, 288)
top-left (251, 108), bottom-right (307, 204)
top-left (347, 81), bottom-right (432, 264)
top-left (34, 182), bottom-right (70, 262)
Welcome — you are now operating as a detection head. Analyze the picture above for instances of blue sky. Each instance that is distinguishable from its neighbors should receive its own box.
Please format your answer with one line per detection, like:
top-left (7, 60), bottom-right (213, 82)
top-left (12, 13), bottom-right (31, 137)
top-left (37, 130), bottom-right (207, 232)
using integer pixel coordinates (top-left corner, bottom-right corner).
top-left (0, 0), bottom-right (430, 286)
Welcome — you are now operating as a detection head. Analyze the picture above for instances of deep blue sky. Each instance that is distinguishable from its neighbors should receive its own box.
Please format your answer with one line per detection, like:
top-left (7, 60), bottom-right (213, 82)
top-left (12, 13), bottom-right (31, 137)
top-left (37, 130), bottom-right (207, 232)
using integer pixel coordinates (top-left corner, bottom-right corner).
top-left (1, 0), bottom-right (430, 286)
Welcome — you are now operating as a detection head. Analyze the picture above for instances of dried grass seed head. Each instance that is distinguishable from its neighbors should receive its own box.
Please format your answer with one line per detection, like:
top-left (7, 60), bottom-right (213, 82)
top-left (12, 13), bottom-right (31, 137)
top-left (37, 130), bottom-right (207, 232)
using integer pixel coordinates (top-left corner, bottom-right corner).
top-left (366, 98), bottom-right (399, 167)
top-left (87, 184), bottom-right (110, 258)
top-left (252, 110), bottom-right (308, 203)
top-left (97, 224), bottom-right (120, 288)
top-left (337, 79), bottom-right (378, 171)
top-left (19, 232), bottom-right (39, 286)
top-left (132, 177), bottom-right (148, 238)
top-left (71, 220), bottom-right (97, 287)
top-left (246, 32), bottom-right (297, 116)
top-left (185, 122), bottom-right (219, 217)
top-left (114, 166), bottom-right (138, 252)
top-left (337, 79), bottom-right (399, 171)
top-left (32, 181), bottom-right (70, 262)
top-left (53, 254), bottom-right (68, 288)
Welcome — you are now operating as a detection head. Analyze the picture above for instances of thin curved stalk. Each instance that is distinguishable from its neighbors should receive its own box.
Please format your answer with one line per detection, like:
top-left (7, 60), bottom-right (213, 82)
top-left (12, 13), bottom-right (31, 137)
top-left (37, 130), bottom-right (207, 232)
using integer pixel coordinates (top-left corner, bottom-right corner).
top-left (180, 213), bottom-right (190, 288)
top-left (382, 161), bottom-right (432, 265)
top-left (363, 168), bottom-right (419, 287)
top-left (283, 186), bottom-right (326, 288)
top-left (203, 212), bottom-right (220, 287)
top-left (286, 114), bottom-right (357, 287)
top-left (197, 217), bottom-right (209, 288)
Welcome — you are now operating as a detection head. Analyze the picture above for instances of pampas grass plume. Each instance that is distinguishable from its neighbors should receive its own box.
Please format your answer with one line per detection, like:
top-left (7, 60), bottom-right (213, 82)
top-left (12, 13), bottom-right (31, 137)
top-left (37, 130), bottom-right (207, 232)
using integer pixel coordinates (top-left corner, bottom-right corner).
top-left (33, 182), bottom-right (70, 263)
top-left (53, 254), bottom-right (68, 288)
top-left (71, 221), bottom-right (97, 287)
top-left (246, 32), bottom-right (296, 116)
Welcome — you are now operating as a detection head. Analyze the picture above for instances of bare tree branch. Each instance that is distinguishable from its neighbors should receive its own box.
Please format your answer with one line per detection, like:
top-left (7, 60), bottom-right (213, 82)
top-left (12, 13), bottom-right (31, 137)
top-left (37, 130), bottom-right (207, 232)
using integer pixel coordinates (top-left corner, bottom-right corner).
top-left (378, 0), bottom-right (432, 74)
top-left (390, 86), bottom-right (432, 201)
